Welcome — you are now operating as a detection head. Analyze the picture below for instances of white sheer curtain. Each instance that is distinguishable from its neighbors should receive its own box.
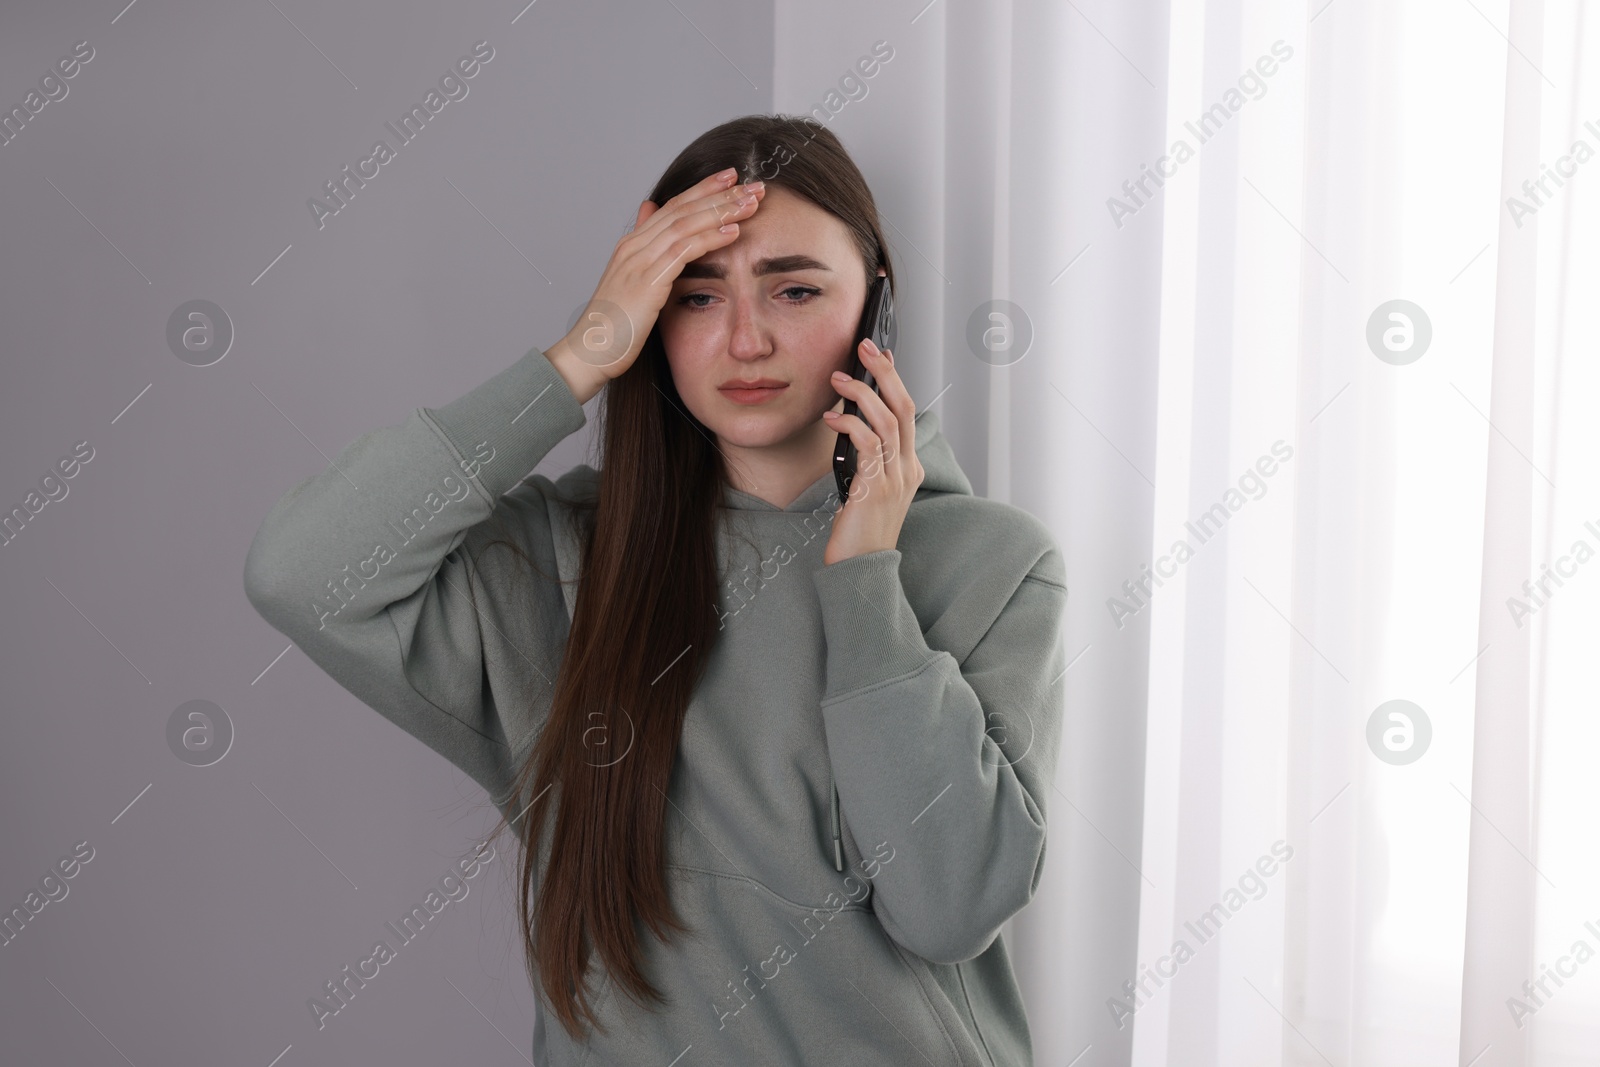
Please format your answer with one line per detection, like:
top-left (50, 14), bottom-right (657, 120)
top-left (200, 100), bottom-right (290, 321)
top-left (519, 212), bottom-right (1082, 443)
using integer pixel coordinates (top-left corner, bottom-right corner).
top-left (777, 0), bottom-right (1597, 1064)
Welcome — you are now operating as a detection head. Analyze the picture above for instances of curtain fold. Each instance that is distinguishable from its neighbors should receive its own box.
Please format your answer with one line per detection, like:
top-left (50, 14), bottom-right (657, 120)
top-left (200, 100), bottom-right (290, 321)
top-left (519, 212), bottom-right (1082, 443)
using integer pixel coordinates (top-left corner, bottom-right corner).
top-left (1460, 2), bottom-right (1545, 1064)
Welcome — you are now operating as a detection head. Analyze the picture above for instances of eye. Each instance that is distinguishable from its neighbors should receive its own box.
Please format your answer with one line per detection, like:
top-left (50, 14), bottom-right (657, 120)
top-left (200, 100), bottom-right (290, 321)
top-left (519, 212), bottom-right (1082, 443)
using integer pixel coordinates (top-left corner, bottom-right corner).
top-left (675, 286), bottom-right (823, 312)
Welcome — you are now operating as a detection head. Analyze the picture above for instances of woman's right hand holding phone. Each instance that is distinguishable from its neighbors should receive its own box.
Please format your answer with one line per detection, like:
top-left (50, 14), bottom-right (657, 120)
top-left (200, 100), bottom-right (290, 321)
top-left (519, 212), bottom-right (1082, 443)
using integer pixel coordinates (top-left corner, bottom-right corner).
top-left (545, 168), bottom-right (766, 405)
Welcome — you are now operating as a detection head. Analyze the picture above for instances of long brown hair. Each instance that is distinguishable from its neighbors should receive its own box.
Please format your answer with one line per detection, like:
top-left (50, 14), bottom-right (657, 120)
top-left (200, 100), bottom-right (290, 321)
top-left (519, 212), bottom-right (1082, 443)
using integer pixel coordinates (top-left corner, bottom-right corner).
top-left (479, 113), bottom-right (897, 1041)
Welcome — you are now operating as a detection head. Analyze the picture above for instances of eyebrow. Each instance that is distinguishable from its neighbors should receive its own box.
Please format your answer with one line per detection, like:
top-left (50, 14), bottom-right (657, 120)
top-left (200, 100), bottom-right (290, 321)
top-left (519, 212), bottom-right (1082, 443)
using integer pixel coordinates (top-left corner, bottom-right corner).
top-left (677, 254), bottom-right (833, 280)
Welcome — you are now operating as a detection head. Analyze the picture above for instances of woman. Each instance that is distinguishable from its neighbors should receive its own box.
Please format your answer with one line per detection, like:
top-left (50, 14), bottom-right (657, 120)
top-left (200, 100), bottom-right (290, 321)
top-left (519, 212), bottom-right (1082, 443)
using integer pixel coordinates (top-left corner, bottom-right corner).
top-left (244, 113), bottom-right (1068, 1066)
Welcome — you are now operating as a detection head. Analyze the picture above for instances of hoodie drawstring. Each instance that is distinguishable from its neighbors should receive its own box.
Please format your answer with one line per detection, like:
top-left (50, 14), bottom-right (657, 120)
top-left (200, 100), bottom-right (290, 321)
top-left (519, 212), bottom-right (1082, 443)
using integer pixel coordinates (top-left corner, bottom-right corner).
top-left (830, 772), bottom-right (843, 871)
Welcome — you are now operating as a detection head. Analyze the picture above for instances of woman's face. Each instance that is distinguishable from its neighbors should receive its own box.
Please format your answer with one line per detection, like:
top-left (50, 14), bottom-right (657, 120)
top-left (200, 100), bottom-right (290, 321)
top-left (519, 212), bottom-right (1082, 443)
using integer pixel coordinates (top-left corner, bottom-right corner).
top-left (658, 184), bottom-right (873, 450)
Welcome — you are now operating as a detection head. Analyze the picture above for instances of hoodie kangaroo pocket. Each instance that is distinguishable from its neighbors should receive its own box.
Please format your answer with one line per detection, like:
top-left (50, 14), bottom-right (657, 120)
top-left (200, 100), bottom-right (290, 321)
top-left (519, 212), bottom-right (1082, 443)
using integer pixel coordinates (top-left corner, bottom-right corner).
top-left (542, 864), bottom-right (979, 1067)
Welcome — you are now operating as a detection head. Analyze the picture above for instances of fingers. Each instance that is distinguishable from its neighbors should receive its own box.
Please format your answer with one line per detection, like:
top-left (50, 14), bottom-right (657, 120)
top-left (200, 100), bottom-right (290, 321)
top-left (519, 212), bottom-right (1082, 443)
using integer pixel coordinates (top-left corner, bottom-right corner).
top-left (665, 168), bottom-right (742, 209)
top-left (826, 407), bottom-right (889, 500)
top-left (833, 339), bottom-right (915, 461)
top-left (635, 171), bottom-right (760, 243)
top-left (866, 340), bottom-right (919, 466)
top-left (636, 182), bottom-right (764, 289)
top-left (622, 171), bottom-right (762, 278)
top-left (642, 169), bottom-right (736, 228)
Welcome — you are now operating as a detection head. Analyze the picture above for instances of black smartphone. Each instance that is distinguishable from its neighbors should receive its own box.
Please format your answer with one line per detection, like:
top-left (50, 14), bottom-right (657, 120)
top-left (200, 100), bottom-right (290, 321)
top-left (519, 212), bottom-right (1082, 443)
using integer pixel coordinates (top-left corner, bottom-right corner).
top-left (833, 273), bottom-right (896, 502)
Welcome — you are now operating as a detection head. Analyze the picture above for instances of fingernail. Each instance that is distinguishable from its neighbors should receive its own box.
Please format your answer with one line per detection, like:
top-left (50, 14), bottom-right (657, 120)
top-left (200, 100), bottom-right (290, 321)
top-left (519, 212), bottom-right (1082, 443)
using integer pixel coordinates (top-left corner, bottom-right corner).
top-left (717, 168), bottom-right (737, 182)
top-left (833, 371), bottom-right (850, 380)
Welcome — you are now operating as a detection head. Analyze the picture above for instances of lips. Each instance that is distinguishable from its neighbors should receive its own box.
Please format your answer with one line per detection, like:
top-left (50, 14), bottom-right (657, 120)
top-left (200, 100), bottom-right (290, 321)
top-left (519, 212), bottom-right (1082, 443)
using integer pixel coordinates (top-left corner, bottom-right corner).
top-left (718, 380), bottom-right (788, 404)
top-left (719, 379), bottom-right (787, 390)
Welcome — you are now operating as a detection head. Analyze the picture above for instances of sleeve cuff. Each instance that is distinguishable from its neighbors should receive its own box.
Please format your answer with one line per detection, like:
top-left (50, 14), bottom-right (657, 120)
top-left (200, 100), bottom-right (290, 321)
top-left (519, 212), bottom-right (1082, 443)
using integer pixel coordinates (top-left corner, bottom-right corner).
top-left (422, 345), bottom-right (588, 500)
top-left (810, 548), bottom-right (942, 701)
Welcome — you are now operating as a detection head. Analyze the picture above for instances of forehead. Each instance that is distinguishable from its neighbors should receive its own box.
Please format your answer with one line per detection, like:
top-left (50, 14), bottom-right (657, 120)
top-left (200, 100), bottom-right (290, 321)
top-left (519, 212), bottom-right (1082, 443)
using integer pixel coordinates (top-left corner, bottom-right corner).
top-left (683, 185), bottom-right (856, 272)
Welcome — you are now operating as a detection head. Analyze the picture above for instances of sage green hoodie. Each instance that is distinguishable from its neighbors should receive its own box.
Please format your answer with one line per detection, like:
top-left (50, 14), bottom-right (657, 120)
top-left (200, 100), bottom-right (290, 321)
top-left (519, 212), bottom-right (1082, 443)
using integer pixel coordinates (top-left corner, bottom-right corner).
top-left (242, 345), bottom-right (1068, 1066)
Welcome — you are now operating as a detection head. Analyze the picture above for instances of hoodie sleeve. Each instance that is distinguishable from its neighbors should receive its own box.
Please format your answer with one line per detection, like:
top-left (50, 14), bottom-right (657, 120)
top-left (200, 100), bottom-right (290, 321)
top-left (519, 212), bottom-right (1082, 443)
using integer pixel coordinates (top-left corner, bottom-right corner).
top-left (809, 542), bottom-right (1068, 965)
top-left (242, 346), bottom-right (588, 807)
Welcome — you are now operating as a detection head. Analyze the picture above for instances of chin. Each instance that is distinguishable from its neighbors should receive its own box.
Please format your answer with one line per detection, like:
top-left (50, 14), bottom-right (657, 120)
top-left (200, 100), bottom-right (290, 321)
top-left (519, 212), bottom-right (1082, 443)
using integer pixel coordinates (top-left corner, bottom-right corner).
top-left (701, 407), bottom-right (811, 448)
top-left (706, 417), bottom-right (797, 448)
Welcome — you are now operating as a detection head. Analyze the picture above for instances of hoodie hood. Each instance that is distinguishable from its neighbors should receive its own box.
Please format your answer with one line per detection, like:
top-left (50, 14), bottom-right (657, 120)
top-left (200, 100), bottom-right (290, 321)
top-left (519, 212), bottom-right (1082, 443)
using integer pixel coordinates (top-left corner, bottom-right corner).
top-left (719, 408), bottom-right (974, 512)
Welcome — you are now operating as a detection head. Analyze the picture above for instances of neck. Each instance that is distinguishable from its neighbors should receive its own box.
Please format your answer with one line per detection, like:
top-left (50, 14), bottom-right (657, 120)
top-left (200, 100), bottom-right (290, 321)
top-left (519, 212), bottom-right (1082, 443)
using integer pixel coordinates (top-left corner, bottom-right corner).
top-left (719, 417), bottom-right (839, 510)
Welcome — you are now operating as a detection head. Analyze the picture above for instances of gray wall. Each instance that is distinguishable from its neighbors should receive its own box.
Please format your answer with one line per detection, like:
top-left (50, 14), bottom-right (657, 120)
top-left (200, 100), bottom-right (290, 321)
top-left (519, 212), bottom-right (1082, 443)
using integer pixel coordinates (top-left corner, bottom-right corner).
top-left (0, 1), bottom-right (771, 1063)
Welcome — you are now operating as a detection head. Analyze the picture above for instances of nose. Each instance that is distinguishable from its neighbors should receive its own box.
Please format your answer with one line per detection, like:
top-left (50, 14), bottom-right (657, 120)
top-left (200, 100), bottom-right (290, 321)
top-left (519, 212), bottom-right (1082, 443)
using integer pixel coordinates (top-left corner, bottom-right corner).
top-left (724, 292), bottom-right (773, 362)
